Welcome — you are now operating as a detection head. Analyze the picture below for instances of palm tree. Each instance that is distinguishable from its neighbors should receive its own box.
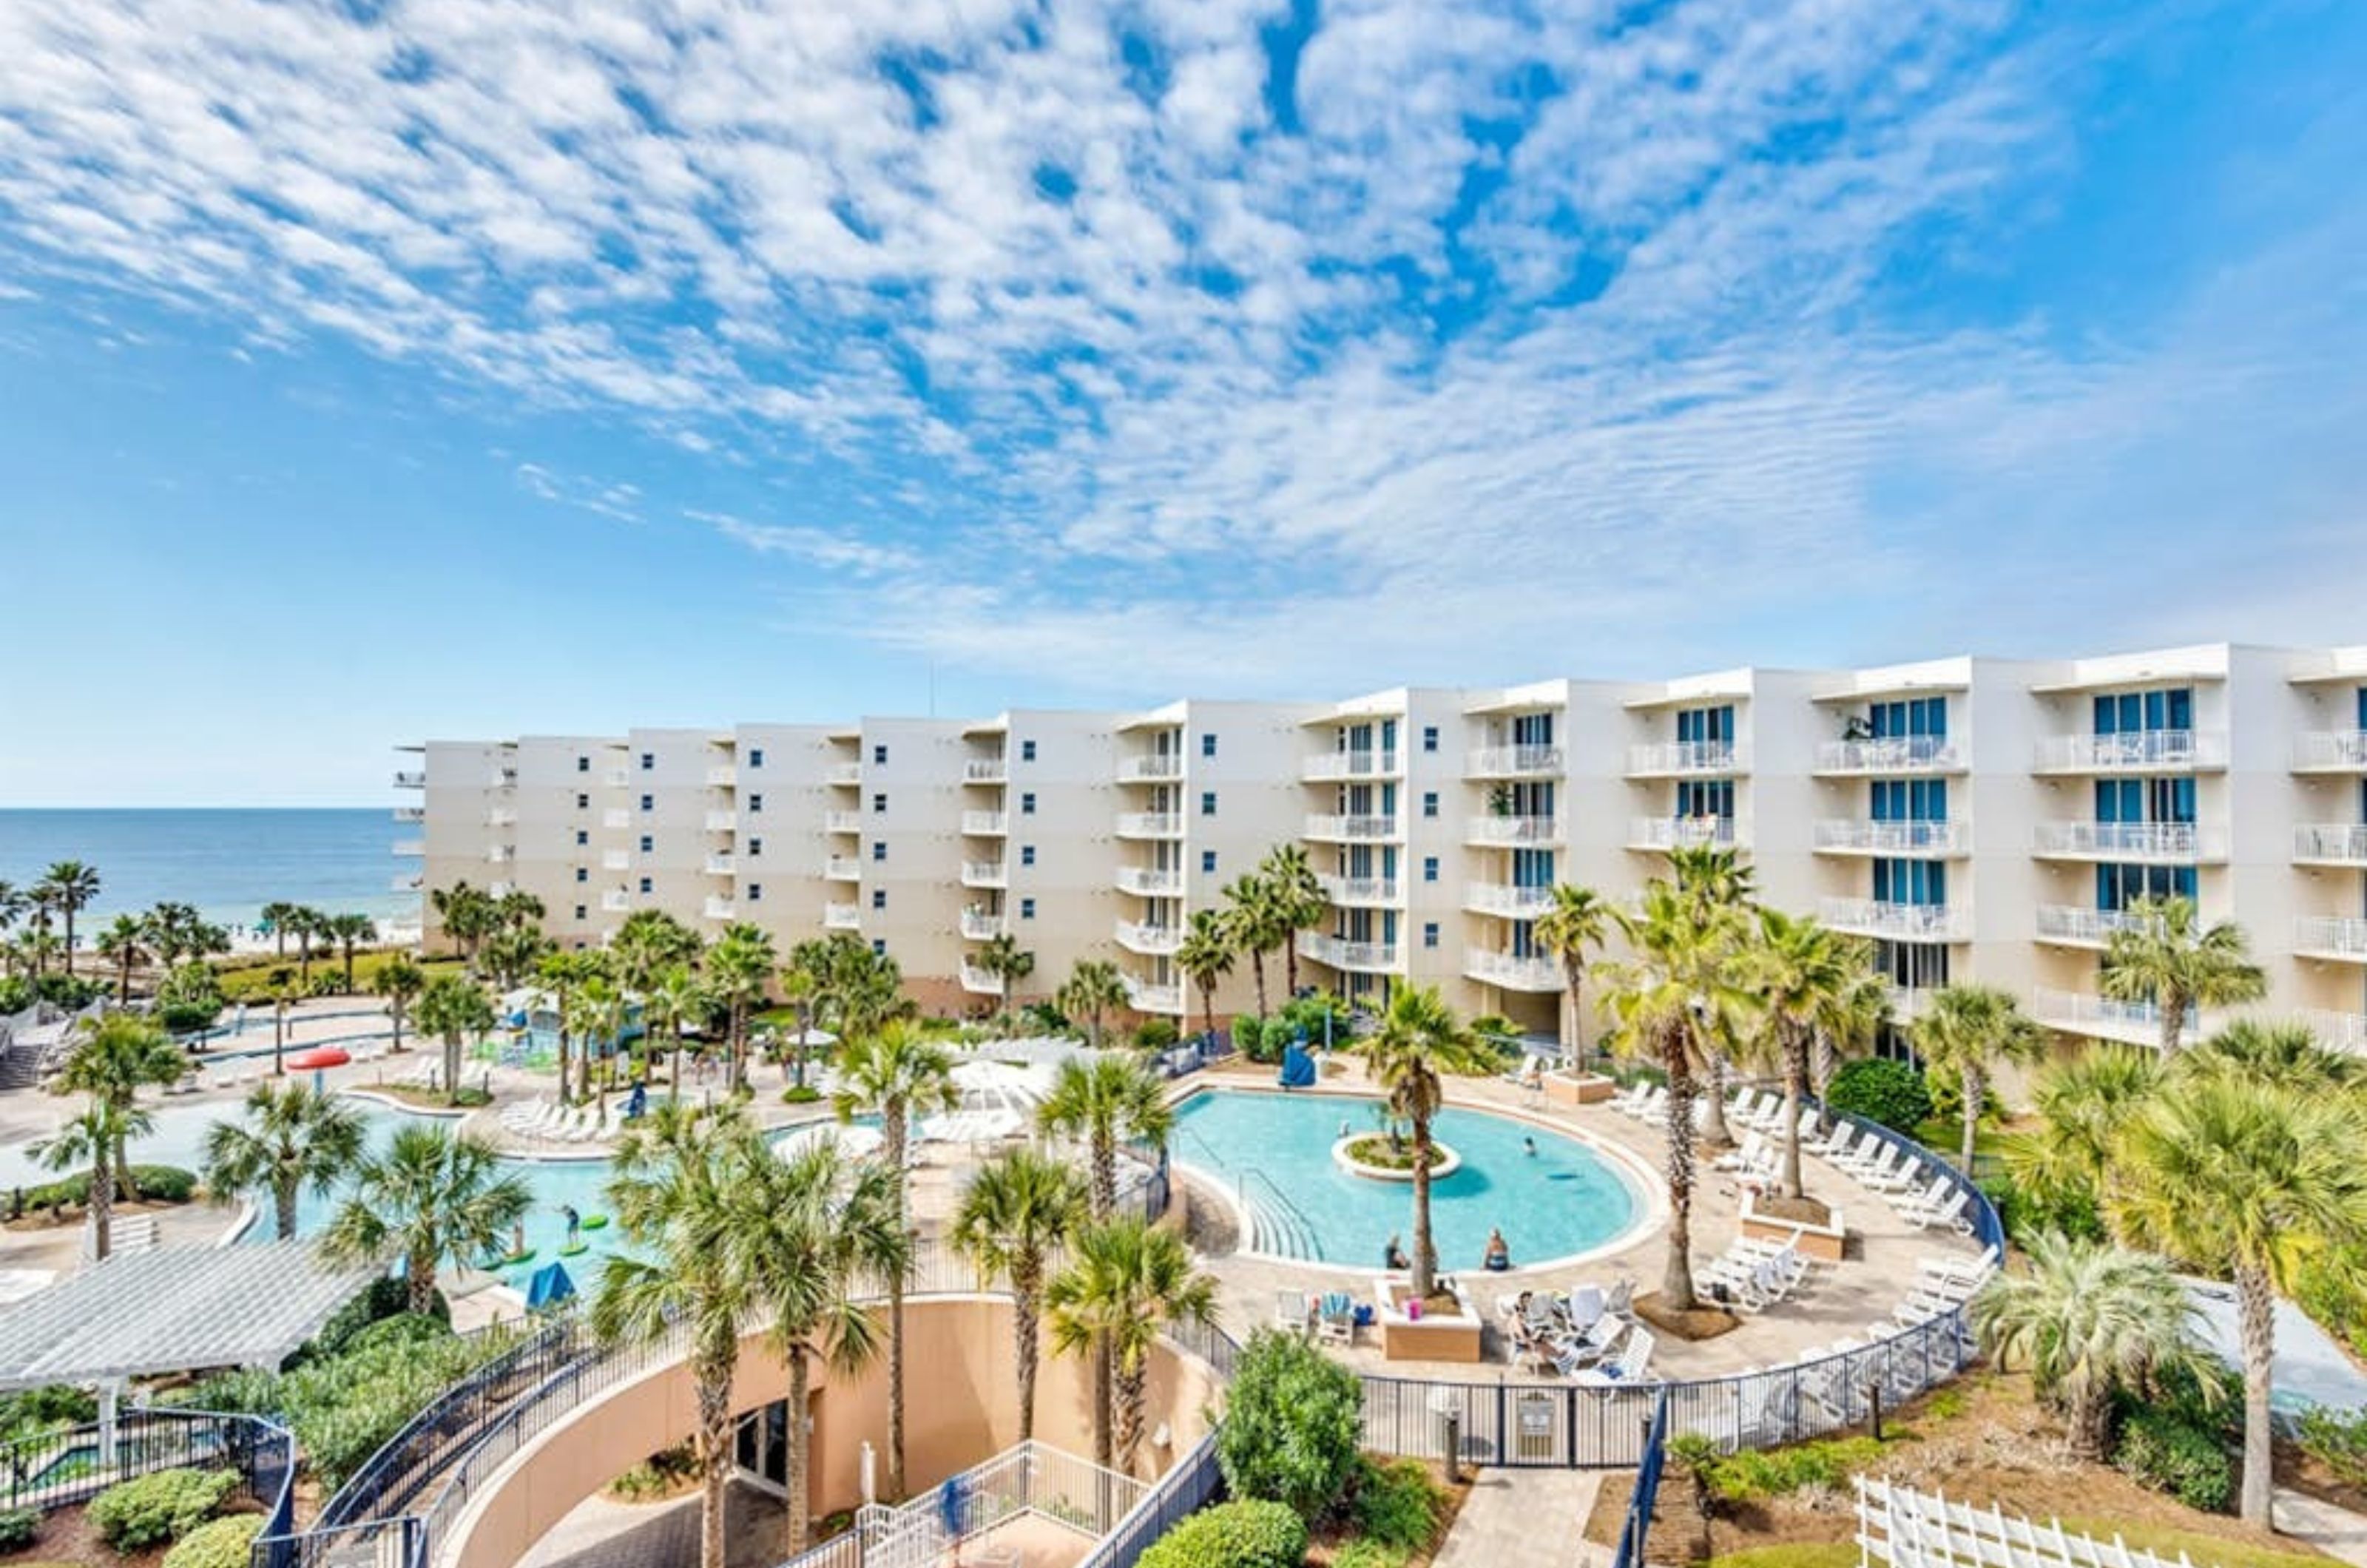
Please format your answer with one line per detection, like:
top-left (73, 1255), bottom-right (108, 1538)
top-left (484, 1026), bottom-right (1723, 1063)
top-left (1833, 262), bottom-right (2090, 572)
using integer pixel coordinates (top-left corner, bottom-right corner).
top-left (645, 962), bottom-right (710, 1104)
top-left (1746, 910), bottom-right (1865, 1200)
top-left (1220, 874), bottom-right (1286, 1019)
top-left (1911, 984), bottom-right (2048, 1172)
top-left (1258, 844), bottom-right (1327, 998)
top-left (832, 1021), bottom-right (956, 1499)
top-left (1354, 985), bottom-right (1492, 1300)
top-left (320, 1123), bottom-right (530, 1314)
top-left (94, 914), bottom-right (151, 1004)
top-left (536, 949), bottom-right (607, 1105)
top-left (53, 1013), bottom-right (183, 1200)
top-left (1664, 844), bottom-right (1759, 1148)
top-left (36, 861), bottom-right (101, 978)
top-left (953, 1147), bottom-right (1088, 1442)
top-left (2003, 1045), bottom-right (2164, 1213)
top-left (2181, 1018), bottom-right (2365, 1091)
top-left (480, 922), bottom-right (550, 991)
top-left (428, 882), bottom-right (496, 967)
top-left (706, 923), bottom-right (777, 1093)
top-left (977, 933), bottom-right (1036, 1032)
top-left (590, 1104), bottom-right (769, 1568)
top-left (374, 953), bottom-right (425, 1052)
top-left (265, 966), bottom-right (297, 1075)
top-left (2109, 1073), bottom-right (2367, 1524)
top-left (143, 902), bottom-right (206, 969)
top-left (778, 939), bottom-right (831, 1089)
top-left (1970, 1231), bottom-right (2220, 1461)
top-left (325, 912), bottom-right (377, 992)
top-left (610, 909), bottom-right (700, 996)
top-left (816, 933), bottom-right (912, 1041)
top-left (2098, 895), bottom-right (2266, 1056)
top-left (202, 1080), bottom-right (367, 1240)
top-left (1046, 1217), bottom-right (1215, 1476)
top-left (573, 974), bottom-right (629, 1102)
top-left (34, 1099), bottom-right (145, 1260)
top-left (259, 901), bottom-right (297, 962)
top-left (286, 907), bottom-right (327, 987)
top-left (1174, 910), bottom-right (1235, 1041)
top-left (413, 974), bottom-right (493, 1105)
top-left (1058, 959), bottom-right (1128, 1052)
top-left (1534, 883), bottom-right (1615, 1064)
top-left (746, 1140), bottom-right (911, 1557)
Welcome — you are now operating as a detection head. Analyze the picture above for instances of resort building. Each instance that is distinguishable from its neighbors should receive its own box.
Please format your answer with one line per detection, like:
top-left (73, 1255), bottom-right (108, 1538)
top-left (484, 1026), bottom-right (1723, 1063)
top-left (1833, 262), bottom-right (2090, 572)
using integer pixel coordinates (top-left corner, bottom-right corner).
top-left (396, 641), bottom-right (2367, 1051)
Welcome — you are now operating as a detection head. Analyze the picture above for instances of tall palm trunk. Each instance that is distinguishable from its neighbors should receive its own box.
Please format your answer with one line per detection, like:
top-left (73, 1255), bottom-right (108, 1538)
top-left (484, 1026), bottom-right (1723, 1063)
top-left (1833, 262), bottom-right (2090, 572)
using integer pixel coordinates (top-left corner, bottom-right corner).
top-left (1198, 985), bottom-right (1216, 1042)
top-left (391, 1001), bottom-right (408, 1053)
top-left (2160, 985), bottom-right (2189, 1057)
top-left (1283, 941), bottom-right (1298, 999)
top-left (274, 1177), bottom-right (300, 1242)
top-left (2236, 1264), bottom-right (2276, 1526)
top-left (1959, 1064), bottom-right (1985, 1172)
top-left (1088, 1135), bottom-right (1115, 1470)
top-left (1248, 950), bottom-right (1269, 1019)
top-left (1811, 1030), bottom-right (1837, 1102)
top-left (694, 1363), bottom-right (733, 1568)
top-left (443, 1031), bottom-right (463, 1109)
top-left (1014, 1274), bottom-right (1043, 1442)
top-left (1661, 1030), bottom-right (1699, 1312)
top-left (1699, 1047), bottom-right (1733, 1148)
top-left (1779, 1030), bottom-right (1810, 1201)
top-left (785, 1349), bottom-right (812, 1556)
top-left (669, 1029), bottom-right (684, 1106)
top-left (117, 958), bottom-right (132, 1005)
top-left (1410, 1112), bottom-right (1438, 1298)
top-left (407, 1243), bottom-right (437, 1314)
top-left (885, 1109), bottom-right (909, 1500)
top-left (88, 1147), bottom-right (112, 1262)
top-left (63, 912), bottom-right (77, 977)
top-left (1113, 1358), bottom-right (1149, 1476)
top-left (1561, 967), bottom-right (1584, 1064)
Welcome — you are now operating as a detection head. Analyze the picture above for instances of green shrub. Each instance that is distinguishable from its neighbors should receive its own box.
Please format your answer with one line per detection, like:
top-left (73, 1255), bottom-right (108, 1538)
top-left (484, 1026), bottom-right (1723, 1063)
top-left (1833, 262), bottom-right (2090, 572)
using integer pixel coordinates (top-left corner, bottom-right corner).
top-left (1982, 1174), bottom-right (2105, 1248)
top-left (1135, 1501), bottom-right (1307, 1568)
top-left (1331, 1542), bottom-right (1411, 1568)
top-left (781, 1085), bottom-right (823, 1105)
top-left (1134, 1018), bottom-right (1180, 1052)
top-left (1692, 1436), bottom-right (1889, 1502)
top-left (1826, 1060), bottom-right (1932, 1135)
top-left (126, 1165), bottom-right (197, 1203)
top-left (1350, 1456), bottom-right (1447, 1550)
top-left (87, 1467), bottom-right (238, 1550)
top-left (0, 1383), bottom-right (98, 1439)
top-left (163, 1515), bottom-right (264, 1568)
top-left (159, 962), bottom-right (226, 1010)
top-left (0, 1507), bottom-right (38, 1552)
top-left (2299, 1406), bottom-right (2367, 1489)
top-left (1215, 1330), bottom-right (1363, 1521)
top-left (310, 1275), bottom-right (448, 1358)
top-left (2116, 1408), bottom-right (2233, 1513)
top-left (158, 1001), bottom-right (223, 1036)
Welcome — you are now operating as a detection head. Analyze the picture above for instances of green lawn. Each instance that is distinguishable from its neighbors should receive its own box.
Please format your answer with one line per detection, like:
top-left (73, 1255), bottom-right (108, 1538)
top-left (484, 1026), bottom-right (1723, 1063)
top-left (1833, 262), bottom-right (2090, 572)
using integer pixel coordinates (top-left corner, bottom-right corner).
top-left (214, 950), bottom-right (465, 1001)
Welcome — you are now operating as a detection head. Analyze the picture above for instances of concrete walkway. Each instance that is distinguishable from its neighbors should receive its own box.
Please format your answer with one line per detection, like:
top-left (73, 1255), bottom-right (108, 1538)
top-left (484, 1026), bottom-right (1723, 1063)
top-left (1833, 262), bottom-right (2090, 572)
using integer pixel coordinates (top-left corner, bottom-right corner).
top-left (1431, 1468), bottom-right (1605, 1568)
top-left (2275, 1489), bottom-right (2367, 1568)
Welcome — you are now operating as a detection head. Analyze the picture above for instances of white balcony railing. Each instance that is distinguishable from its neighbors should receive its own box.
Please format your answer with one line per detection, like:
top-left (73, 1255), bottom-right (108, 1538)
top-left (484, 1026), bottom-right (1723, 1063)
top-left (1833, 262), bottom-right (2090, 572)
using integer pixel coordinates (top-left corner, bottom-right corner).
top-left (1117, 813), bottom-right (1183, 839)
top-left (391, 839), bottom-right (424, 857)
top-left (962, 811), bottom-right (1009, 836)
top-left (1122, 973), bottom-right (1184, 1013)
top-left (391, 805), bottom-right (425, 824)
top-left (601, 890), bottom-right (632, 913)
top-left (825, 856), bottom-right (862, 881)
top-left (2030, 821), bottom-right (2224, 860)
top-left (705, 765), bottom-right (737, 788)
top-left (490, 768), bottom-right (517, 789)
top-left (1297, 933), bottom-right (1400, 972)
top-left (1303, 750), bottom-right (1399, 780)
top-left (2033, 730), bottom-right (2227, 772)
top-left (393, 769), bottom-right (426, 789)
top-left (1464, 882), bottom-right (1556, 918)
top-left (1317, 874), bottom-right (1400, 906)
top-left (2033, 904), bottom-right (2143, 947)
top-left (485, 808), bottom-right (517, 828)
top-left (1466, 815), bottom-right (1559, 845)
top-left (1466, 744), bottom-right (1564, 778)
top-left (1813, 736), bottom-right (1963, 774)
top-left (487, 881), bottom-right (513, 899)
top-left (703, 810), bottom-right (737, 832)
top-left (962, 909), bottom-right (1008, 941)
top-left (965, 758), bottom-right (1007, 783)
top-left (2297, 1009), bottom-right (2367, 1055)
top-left (1306, 814), bottom-right (1398, 841)
top-left (703, 896), bottom-right (736, 922)
top-left (1818, 898), bottom-right (1970, 942)
top-left (485, 845), bottom-right (514, 865)
top-left (1463, 947), bottom-right (1561, 992)
top-left (601, 849), bottom-right (631, 871)
top-left (2295, 731), bottom-right (2367, 771)
top-left (1115, 867), bottom-right (1184, 896)
top-left (826, 761), bottom-right (862, 785)
top-left (2030, 988), bottom-right (2196, 1044)
top-left (703, 854), bottom-right (735, 876)
top-left (823, 811), bottom-right (861, 834)
top-left (962, 860), bottom-right (1007, 888)
top-left (1116, 754), bottom-right (1185, 783)
top-left (1115, 920), bottom-right (1181, 955)
top-left (825, 903), bottom-right (861, 931)
top-left (1627, 817), bottom-right (1737, 851)
top-left (1626, 740), bottom-right (1745, 776)
top-left (602, 808), bottom-right (631, 830)
top-left (2295, 825), bottom-right (2367, 865)
top-left (959, 963), bottom-right (1001, 996)
top-left (1812, 820), bottom-right (1969, 855)
top-left (2297, 916), bottom-right (2367, 960)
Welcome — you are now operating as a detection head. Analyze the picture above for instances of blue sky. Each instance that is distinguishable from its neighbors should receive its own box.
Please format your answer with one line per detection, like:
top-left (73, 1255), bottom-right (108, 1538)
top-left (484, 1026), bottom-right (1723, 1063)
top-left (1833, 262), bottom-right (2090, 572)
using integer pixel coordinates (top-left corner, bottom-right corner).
top-left (1, 0), bottom-right (2361, 805)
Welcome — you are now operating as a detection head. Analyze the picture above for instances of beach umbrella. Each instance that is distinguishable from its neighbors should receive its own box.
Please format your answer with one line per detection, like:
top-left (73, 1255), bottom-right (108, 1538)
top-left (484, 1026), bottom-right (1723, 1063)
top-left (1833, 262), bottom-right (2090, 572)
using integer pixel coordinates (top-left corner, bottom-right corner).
top-left (285, 1047), bottom-right (351, 1071)
top-left (525, 1261), bottom-right (576, 1311)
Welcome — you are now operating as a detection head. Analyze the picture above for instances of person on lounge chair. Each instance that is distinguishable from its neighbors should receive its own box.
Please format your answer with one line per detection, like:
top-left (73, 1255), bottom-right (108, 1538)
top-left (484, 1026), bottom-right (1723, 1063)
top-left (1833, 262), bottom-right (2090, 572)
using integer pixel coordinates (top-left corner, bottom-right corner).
top-left (1484, 1229), bottom-right (1512, 1271)
top-left (1385, 1234), bottom-right (1410, 1271)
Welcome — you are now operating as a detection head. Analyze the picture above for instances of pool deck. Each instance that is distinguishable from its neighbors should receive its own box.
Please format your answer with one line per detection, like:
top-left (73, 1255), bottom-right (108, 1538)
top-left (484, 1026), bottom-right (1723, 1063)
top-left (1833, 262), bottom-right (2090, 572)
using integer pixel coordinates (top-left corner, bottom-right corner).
top-left (1178, 1058), bottom-right (1985, 1385)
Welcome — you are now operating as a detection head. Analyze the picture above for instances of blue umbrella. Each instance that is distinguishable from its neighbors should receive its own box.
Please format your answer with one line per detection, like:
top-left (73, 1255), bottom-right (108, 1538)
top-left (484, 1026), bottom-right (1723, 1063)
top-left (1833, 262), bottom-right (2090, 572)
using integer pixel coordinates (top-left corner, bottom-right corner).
top-left (525, 1261), bottom-right (576, 1311)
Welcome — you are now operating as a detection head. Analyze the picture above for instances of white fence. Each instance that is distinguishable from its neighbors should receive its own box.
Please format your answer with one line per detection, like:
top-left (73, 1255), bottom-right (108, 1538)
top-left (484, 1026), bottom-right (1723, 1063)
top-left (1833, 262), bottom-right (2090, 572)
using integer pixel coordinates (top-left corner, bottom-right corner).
top-left (1857, 1477), bottom-right (2227, 1568)
top-left (778, 1441), bottom-right (1144, 1568)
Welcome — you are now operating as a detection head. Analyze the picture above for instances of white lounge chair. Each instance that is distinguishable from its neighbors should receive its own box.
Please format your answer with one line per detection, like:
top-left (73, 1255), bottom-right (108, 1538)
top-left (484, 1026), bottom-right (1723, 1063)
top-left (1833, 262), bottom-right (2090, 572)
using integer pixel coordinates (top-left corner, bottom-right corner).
top-left (1900, 1184), bottom-right (1973, 1235)
top-left (1274, 1289), bottom-right (1311, 1334)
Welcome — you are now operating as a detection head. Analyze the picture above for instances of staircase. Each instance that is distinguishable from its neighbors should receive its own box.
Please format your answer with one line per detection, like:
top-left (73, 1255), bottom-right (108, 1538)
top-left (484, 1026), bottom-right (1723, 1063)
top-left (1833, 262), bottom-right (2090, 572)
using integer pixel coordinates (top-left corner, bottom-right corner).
top-left (1238, 1170), bottom-right (1321, 1262)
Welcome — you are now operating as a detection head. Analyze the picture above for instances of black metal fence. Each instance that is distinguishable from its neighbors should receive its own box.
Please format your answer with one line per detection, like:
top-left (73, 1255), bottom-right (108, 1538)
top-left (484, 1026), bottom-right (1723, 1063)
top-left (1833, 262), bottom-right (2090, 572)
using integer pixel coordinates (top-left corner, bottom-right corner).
top-left (0, 1409), bottom-right (294, 1538)
top-left (1613, 1390), bottom-right (1671, 1568)
top-left (1074, 1431), bottom-right (1226, 1568)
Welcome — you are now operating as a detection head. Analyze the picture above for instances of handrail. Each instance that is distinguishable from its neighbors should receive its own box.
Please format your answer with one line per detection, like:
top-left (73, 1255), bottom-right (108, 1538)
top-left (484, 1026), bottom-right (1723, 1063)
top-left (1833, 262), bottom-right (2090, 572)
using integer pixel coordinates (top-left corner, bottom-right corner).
top-left (0, 1409), bottom-right (295, 1554)
top-left (1168, 1125), bottom-right (1317, 1261)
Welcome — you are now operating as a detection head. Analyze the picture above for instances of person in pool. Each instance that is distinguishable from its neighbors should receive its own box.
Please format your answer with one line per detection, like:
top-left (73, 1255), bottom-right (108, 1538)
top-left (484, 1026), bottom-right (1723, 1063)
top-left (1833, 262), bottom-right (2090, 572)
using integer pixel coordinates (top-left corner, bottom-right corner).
top-left (1484, 1229), bottom-right (1512, 1271)
top-left (1522, 1135), bottom-right (1538, 1158)
top-left (561, 1204), bottom-right (581, 1246)
top-left (1385, 1234), bottom-right (1410, 1271)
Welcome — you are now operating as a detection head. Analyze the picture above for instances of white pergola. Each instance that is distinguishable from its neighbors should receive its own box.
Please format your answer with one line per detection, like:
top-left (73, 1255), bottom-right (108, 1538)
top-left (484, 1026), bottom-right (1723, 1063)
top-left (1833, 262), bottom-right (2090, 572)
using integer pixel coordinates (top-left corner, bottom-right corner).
top-left (0, 1243), bottom-right (377, 1461)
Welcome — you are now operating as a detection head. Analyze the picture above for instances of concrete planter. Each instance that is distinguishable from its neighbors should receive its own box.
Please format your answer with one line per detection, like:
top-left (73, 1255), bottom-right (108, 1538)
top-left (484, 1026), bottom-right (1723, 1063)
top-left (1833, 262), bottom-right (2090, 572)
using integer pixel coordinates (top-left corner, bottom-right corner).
top-left (1543, 1072), bottom-right (1619, 1106)
top-left (1331, 1135), bottom-right (1465, 1183)
top-left (1739, 1187), bottom-right (1847, 1262)
top-left (1376, 1283), bottom-right (1485, 1363)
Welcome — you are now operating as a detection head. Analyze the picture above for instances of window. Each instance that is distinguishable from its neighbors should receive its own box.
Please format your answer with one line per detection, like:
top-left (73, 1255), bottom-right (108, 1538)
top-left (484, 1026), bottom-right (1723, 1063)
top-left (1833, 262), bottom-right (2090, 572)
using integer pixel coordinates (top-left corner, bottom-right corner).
top-left (1422, 726), bottom-right (1439, 753)
top-left (640, 752), bottom-right (654, 771)
top-left (1022, 845), bottom-right (1036, 867)
top-left (575, 792), bottom-right (589, 810)
top-left (1020, 898), bottom-right (1036, 920)
top-left (638, 876), bottom-right (652, 894)
top-left (1422, 791), bottom-right (1439, 818)
top-left (871, 939), bottom-right (887, 956)
top-left (871, 840), bottom-right (886, 862)
top-left (748, 884), bottom-right (762, 902)
top-left (749, 747), bottom-right (764, 768)
top-left (747, 794), bottom-right (763, 814)
top-left (1201, 791), bottom-right (1218, 816)
top-left (639, 793), bottom-right (654, 812)
top-left (873, 793), bottom-right (888, 814)
top-left (871, 888), bottom-right (886, 910)
top-left (1867, 697), bottom-right (1946, 740)
top-left (1675, 779), bottom-right (1734, 820)
top-left (1022, 791), bottom-right (1037, 815)
top-left (639, 834), bottom-right (653, 853)
top-left (575, 867), bottom-right (588, 883)
top-left (873, 743), bottom-right (888, 765)
top-left (1422, 856), bottom-right (1439, 882)
top-left (574, 905), bottom-right (587, 921)
top-left (577, 756), bottom-right (590, 773)
top-left (1201, 850), bottom-right (1218, 873)
top-left (1873, 859), bottom-right (1947, 906)
top-left (1201, 732), bottom-right (1217, 757)
top-left (575, 829), bottom-right (589, 847)
top-left (1422, 922), bottom-right (1439, 950)
top-left (747, 837), bottom-right (763, 857)
top-left (1021, 739), bottom-right (1037, 763)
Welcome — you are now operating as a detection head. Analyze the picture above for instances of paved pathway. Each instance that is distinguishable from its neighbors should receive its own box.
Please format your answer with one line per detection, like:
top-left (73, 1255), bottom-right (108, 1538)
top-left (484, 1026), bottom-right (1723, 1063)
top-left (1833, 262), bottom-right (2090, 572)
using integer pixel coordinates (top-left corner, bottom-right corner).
top-left (1431, 1468), bottom-right (1605, 1568)
top-left (2275, 1489), bottom-right (2367, 1568)
top-left (520, 1481), bottom-right (788, 1568)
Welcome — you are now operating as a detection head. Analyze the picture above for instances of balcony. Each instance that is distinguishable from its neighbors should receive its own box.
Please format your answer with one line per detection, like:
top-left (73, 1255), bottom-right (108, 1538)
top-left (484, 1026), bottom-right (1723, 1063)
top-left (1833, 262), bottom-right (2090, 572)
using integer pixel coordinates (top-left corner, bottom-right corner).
top-left (601, 849), bottom-right (631, 871)
top-left (824, 811), bottom-right (861, 834)
top-left (1297, 933), bottom-right (1400, 973)
top-left (1115, 920), bottom-right (1181, 956)
top-left (1818, 898), bottom-right (1970, 942)
top-left (1303, 750), bottom-right (1399, 781)
top-left (703, 811), bottom-right (737, 833)
top-left (826, 762), bottom-right (862, 785)
top-left (1464, 882), bottom-right (1555, 918)
top-left (825, 856), bottom-right (862, 882)
top-left (1305, 814), bottom-right (1397, 842)
top-left (959, 963), bottom-right (1002, 996)
top-left (2297, 916), bottom-right (2367, 963)
top-left (825, 903), bottom-right (862, 932)
top-left (1626, 740), bottom-right (1745, 777)
top-left (2033, 904), bottom-right (2144, 948)
top-left (965, 758), bottom-right (1008, 784)
top-left (1812, 737), bottom-right (1965, 775)
top-left (601, 808), bottom-right (629, 831)
top-left (1466, 744), bottom-right (1564, 778)
top-left (962, 811), bottom-right (1010, 837)
top-left (1116, 754), bottom-right (1185, 783)
top-left (490, 768), bottom-right (518, 789)
top-left (961, 860), bottom-right (1007, 889)
top-left (2030, 821), bottom-right (2226, 862)
top-left (488, 881), bottom-right (513, 899)
top-left (393, 769), bottom-right (426, 789)
top-left (962, 909), bottom-right (1008, 941)
top-left (605, 768), bottom-right (630, 788)
top-left (392, 805), bottom-right (425, 824)
top-left (1627, 817), bottom-right (1738, 853)
top-left (391, 874), bottom-right (422, 893)
top-left (705, 765), bottom-right (737, 788)
top-left (601, 891), bottom-right (632, 913)
top-left (391, 839), bottom-right (424, 857)
top-left (2297, 1009), bottom-right (2367, 1056)
top-left (1317, 874), bottom-right (1399, 906)
top-left (1115, 867), bottom-right (1183, 896)
top-left (2031, 988), bottom-right (2198, 1047)
top-left (702, 896), bottom-right (736, 922)
top-left (1464, 948), bottom-right (1561, 993)
top-left (485, 845), bottom-right (514, 865)
top-left (2295, 825), bottom-right (2367, 866)
top-left (1122, 973), bottom-right (1184, 1014)
top-left (2295, 731), bottom-right (2367, 773)
top-left (1465, 815), bottom-right (1559, 846)
top-left (704, 854), bottom-right (735, 876)
top-left (1812, 820), bottom-right (1969, 856)
top-left (485, 808), bottom-right (517, 828)
top-left (2032, 730), bottom-right (2227, 774)
top-left (1117, 813), bottom-right (1184, 839)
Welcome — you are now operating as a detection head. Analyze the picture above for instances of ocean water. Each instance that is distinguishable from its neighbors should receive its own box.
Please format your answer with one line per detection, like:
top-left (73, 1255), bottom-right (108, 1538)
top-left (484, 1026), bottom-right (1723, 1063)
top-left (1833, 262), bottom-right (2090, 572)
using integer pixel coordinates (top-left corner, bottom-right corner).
top-left (0, 808), bottom-right (411, 937)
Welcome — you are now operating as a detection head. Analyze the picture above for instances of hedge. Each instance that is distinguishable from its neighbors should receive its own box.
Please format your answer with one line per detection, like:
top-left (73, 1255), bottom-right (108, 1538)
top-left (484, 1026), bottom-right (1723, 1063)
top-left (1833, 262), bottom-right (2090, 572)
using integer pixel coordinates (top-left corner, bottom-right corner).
top-left (163, 1515), bottom-right (265, 1568)
top-left (87, 1467), bottom-right (238, 1550)
top-left (1136, 1501), bottom-right (1308, 1568)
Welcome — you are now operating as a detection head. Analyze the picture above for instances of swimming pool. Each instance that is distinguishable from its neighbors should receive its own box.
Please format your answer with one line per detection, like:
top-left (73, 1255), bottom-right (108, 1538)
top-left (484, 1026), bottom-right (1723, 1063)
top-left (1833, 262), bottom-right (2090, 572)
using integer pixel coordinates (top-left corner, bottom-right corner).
top-left (1169, 1089), bottom-right (1650, 1271)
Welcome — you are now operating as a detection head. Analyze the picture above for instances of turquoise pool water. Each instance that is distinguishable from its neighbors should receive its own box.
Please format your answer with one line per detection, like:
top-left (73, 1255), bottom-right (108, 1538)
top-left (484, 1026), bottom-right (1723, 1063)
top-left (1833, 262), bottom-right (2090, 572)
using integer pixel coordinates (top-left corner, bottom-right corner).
top-left (1169, 1089), bottom-right (1645, 1270)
